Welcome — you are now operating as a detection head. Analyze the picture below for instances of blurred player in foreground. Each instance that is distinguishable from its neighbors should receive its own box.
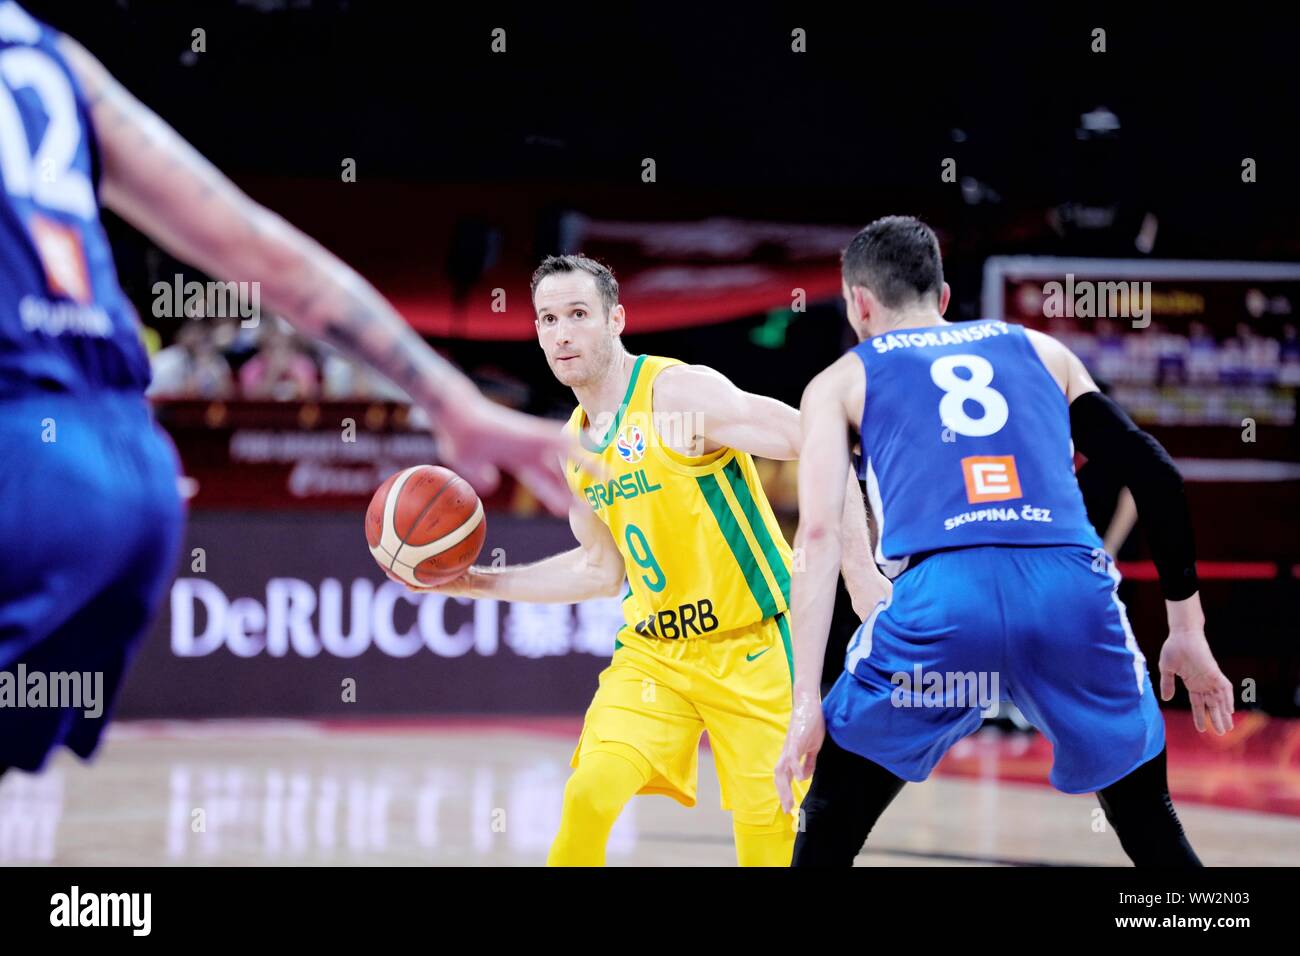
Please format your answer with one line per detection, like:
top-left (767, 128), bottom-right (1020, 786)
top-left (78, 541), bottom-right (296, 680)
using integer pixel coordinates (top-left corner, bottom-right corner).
top-left (0, 1), bottom-right (577, 775)
top-left (776, 216), bottom-right (1233, 866)
top-left (429, 255), bottom-right (885, 865)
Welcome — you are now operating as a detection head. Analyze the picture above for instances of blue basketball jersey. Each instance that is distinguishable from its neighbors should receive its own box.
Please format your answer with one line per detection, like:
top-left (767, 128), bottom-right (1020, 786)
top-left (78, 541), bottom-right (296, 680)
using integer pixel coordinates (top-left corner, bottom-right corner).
top-left (0, 1), bottom-right (150, 396)
top-left (851, 319), bottom-right (1101, 575)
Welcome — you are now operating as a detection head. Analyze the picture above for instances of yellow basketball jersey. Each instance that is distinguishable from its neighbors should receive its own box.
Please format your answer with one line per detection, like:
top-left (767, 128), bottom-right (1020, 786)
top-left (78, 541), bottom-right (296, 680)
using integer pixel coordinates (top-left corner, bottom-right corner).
top-left (564, 354), bottom-right (792, 638)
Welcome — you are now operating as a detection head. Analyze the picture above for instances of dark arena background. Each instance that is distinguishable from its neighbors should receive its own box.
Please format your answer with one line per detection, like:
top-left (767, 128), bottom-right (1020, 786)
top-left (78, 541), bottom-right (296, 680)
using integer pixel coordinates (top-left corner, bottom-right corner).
top-left (0, 0), bottom-right (1296, 910)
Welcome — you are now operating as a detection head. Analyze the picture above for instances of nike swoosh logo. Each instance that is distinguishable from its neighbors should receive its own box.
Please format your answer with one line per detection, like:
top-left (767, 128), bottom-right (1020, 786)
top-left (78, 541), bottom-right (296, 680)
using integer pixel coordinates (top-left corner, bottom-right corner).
top-left (746, 648), bottom-right (770, 662)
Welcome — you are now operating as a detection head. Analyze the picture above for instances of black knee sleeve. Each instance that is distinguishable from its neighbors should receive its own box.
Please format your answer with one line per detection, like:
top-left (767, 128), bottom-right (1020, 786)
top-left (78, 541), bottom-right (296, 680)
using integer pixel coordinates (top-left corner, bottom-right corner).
top-left (1097, 748), bottom-right (1202, 867)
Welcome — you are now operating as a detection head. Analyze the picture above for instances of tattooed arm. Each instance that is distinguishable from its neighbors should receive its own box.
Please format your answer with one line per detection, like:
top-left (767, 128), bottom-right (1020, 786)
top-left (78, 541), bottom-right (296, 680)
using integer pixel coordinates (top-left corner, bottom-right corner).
top-left (58, 34), bottom-right (579, 515)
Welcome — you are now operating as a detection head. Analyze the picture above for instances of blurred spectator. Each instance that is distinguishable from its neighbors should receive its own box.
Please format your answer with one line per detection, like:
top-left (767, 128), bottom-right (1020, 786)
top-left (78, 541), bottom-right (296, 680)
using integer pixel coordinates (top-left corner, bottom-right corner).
top-left (210, 315), bottom-right (260, 371)
top-left (1218, 336), bottom-right (1248, 386)
top-left (1044, 316), bottom-right (1294, 427)
top-left (1154, 322), bottom-right (1189, 386)
top-left (147, 320), bottom-right (234, 398)
top-left (239, 319), bottom-right (319, 400)
top-left (1093, 318), bottom-right (1127, 384)
top-left (321, 350), bottom-right (410, 401)
top-left (1280, 324), bottom-right (1300, 386)
top-left (1238, 322), bottom-right (1280, 385)
top-left (1187, 321), bottom-right (1218, 384)
top-left (140, 324), bottom-right (162, 358)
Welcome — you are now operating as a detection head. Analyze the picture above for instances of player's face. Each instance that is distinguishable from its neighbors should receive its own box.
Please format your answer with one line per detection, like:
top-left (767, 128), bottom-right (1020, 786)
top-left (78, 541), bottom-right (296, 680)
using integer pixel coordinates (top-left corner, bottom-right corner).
top-left (534, 274), bottom-right (622, 387)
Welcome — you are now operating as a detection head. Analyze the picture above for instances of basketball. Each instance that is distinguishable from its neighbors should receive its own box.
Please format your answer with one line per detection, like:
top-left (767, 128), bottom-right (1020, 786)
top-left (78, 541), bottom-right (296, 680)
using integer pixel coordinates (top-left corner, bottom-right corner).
top-left (365, 465), bottom-right (486, 588)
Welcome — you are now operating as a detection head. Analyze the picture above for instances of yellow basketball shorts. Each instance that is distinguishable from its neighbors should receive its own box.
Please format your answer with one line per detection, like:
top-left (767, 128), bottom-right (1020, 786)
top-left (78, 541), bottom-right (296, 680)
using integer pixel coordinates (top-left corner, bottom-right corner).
top-left (570, 612), bottom-right (808, 826)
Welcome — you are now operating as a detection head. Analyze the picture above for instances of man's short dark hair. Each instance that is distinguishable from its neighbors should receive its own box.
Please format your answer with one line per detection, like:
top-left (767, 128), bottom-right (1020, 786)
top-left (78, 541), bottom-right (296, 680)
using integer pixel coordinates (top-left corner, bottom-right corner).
top-left (530, 255), bottom-right (619, 316)
top-left (841, 216), bottom-right (943, 309)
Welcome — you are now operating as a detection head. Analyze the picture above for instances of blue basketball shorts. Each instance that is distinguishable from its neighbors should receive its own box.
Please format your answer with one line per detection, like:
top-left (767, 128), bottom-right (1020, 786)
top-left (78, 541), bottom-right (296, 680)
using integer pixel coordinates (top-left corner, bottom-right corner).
top-left (824, 544), bottom-right (1166, 794)
top-left (0, 388), bottom-right (184, 771)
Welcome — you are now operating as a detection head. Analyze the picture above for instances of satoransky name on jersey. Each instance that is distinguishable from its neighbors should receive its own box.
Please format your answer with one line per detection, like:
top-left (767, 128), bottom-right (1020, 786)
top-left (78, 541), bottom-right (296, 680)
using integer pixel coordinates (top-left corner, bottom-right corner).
top-left (871, 320), bottom-right (1010, 354)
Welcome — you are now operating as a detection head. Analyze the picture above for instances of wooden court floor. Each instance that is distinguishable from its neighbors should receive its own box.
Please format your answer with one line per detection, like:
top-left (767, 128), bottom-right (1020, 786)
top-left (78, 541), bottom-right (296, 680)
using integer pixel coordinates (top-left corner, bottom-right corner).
top-left (1, 717), bottom-right (1297, 866)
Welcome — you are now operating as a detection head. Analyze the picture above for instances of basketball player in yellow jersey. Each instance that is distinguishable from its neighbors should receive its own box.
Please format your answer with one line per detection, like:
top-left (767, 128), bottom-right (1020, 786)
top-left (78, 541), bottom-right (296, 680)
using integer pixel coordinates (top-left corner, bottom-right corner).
top-left (425, 254), bottom-right (885, 866)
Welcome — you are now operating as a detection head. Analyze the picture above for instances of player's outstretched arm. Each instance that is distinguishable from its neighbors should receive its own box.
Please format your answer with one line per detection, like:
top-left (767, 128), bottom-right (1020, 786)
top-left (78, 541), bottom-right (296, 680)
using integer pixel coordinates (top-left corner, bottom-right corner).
top-left (57, 35), bottom-right (578, 516)
top-left (774, 353), bottom-right (861, 812)
top-left (411, 493), bottom-right (626, 604)
top-left (656, 363), bottom-right (887, 615)
top-left (1027, 329), bottom-right (1235, 735)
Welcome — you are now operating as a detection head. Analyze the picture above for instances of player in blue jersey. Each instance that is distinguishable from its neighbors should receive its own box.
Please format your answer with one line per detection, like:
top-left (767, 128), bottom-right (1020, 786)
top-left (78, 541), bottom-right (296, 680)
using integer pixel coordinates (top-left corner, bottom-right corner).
top-left (0, 1), bottom-right (580, 775)
top-left (774, 216), bottom-right (1234, 866)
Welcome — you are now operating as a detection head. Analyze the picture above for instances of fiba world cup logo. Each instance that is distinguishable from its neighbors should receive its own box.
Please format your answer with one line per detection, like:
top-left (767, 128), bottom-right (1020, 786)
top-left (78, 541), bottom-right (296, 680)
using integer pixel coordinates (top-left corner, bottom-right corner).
top-left (616, 425), bottom-right (646, 463)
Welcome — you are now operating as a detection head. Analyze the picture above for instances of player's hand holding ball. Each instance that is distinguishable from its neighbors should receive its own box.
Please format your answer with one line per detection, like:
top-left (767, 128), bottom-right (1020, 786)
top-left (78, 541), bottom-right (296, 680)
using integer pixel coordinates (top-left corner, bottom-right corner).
top-left (366, 465), bottom-right (488, 593)
top-left (376, 564), bottom-right (480, 596)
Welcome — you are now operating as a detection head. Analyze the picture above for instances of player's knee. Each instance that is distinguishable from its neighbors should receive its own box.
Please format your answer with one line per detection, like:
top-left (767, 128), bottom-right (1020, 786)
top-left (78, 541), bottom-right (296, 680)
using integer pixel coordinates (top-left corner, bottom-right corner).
top-left (1096, 750), bottom-right (1201, 867)
top-left (560, 767), bottom-right (620, 823)
top-left (1098, 749), bottom-right (1174, 820)
top-left (560, 750), bottom-right (646, 824)
top-left (800, 786), bottom-right (857, 821)
top-left (733, 810), bottom-right (797, 867)
top-left (799, 800), bottom-right (864, 848)
top-left (734, 805), bottom-right (798, 835)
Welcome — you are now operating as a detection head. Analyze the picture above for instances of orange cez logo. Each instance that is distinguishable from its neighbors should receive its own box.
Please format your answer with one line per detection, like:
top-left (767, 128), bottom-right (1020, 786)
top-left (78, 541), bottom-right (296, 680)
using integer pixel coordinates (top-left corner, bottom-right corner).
top-left (29, 214), bottom-right (92, 304)
top-left (961, 455), bottom-right (1022, 503)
